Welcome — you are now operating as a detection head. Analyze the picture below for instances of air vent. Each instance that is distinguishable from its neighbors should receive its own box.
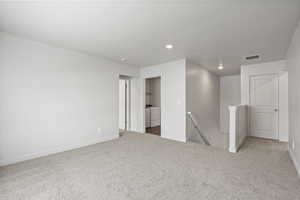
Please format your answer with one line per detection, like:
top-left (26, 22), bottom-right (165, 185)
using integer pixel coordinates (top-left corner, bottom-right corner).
top-left (245, 55), bottom-right (260, 60)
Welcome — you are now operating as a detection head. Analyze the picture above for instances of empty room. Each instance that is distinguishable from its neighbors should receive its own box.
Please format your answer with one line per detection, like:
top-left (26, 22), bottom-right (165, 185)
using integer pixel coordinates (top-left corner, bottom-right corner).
top-left (1, 1), bottom-right (300, 200)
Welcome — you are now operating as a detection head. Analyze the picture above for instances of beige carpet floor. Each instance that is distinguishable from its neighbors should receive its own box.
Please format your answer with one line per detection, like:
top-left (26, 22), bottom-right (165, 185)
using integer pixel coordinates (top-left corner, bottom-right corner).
top-left (0, 132), bottom-right (300, 200)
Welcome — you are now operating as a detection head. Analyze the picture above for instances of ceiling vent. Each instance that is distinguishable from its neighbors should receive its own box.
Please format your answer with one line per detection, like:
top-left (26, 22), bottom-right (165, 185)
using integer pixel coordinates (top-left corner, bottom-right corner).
top-left (245, 55), bottom-right (260, 60)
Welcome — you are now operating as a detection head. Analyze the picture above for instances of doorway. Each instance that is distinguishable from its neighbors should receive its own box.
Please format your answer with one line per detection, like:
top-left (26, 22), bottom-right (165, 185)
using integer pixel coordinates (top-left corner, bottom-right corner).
top-left (145, 77), bottom-right (161, 136)
top-left (119, 76), bottom-right (130, 131)
top-left (249, 74), bottom-right (279, 140)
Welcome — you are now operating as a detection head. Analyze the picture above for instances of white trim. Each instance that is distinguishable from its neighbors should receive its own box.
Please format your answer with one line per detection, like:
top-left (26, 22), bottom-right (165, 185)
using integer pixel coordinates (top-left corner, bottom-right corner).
top-left (0, 134), bottom-right (118, 166)
top-left (289, 148), bottom-right (300, 177)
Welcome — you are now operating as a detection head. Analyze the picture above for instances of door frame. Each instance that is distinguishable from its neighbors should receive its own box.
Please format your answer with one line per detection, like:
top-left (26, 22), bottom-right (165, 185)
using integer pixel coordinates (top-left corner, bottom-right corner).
top-left (119, 76), bottom-right (131, 131)
top-left (124, 80), bottom-right (130, 130)
top-left (248, 73), bottom-right (279, 140)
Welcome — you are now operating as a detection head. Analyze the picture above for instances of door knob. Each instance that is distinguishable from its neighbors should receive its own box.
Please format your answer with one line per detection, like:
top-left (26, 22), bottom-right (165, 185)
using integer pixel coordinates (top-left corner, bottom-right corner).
top-left (274, 109), bottom-right (278, 112)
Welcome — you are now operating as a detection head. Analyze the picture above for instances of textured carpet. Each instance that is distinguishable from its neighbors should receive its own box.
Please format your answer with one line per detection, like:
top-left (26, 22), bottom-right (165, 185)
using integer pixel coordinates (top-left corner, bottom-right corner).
top-left (0, 132), bottom-right (299, 200)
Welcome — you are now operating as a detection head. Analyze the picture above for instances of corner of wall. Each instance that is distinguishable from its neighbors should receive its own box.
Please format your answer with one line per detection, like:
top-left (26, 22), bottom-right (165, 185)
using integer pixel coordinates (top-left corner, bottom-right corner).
top-left (285, 18), bottom-right (300, 178)
top-left (289, 148), bottom-right (300, 177)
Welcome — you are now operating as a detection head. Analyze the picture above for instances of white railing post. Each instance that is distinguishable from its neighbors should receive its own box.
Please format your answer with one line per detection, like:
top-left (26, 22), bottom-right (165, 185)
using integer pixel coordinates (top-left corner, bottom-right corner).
top-left (229, 106), bottom-right (238, 153)
top-left (228, 105), bottom-right (248, 153)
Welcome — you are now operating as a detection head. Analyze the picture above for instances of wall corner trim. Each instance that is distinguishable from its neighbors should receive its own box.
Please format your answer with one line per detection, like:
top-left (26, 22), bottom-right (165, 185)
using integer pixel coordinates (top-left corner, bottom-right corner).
top-left (289, 148), bottom-right (300, 178)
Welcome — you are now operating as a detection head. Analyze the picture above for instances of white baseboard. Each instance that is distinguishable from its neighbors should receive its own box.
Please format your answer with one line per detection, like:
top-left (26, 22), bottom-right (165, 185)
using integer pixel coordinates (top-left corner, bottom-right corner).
top-left (289, 148), bottom-right (300, 177)
top-left (0, 134), bottom-right (119, 167)
top-left (229, 146), bottom-right (237, 153)
top-left (162, 135), bottom-right (186, 143)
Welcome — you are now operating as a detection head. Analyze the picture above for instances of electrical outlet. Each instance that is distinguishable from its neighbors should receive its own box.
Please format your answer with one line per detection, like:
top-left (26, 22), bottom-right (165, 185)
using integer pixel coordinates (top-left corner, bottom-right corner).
top-left (97, 128), bottom-right (102, 133)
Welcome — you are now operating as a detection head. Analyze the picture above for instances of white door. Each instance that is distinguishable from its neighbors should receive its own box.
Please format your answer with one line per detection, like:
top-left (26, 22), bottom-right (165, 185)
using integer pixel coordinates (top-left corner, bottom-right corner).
top-left (250, 74), bottom-right (279, 139)
top-left (119, 79), bottom-right (130, 130)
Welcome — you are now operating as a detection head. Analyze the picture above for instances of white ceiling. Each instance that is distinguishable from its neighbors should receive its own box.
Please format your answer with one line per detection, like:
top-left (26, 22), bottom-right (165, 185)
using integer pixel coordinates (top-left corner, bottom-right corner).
top-left (0, 0), bottom-right (300, 75)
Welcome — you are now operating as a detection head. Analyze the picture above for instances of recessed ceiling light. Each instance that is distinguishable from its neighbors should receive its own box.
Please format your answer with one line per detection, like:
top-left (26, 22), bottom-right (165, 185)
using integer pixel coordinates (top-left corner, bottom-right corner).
top-left (121, 58), bottom-right (127, 62)
top-left (165, 44), bottom-right (173, 49)
top-left (218, 63), bottom-right (224, 70)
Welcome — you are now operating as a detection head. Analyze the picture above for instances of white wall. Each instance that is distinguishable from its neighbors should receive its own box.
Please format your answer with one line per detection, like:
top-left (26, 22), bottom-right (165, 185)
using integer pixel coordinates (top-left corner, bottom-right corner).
top-left (220, 75), bottom-right (241, 133)
top-left (241, 60), bottom-right (289, 142)
top-left (186, 61), bottom-right (220, 142)
top-left (286, 20), bottom-right (300, 176)
top-left (151, 78), bottom-right (161, 107)
top-left (0, 32), bottom-right (139, 166)
top-left (140, 60), bottom-right (186, 142)
top-left (128, 77), bottom-right (144, 132)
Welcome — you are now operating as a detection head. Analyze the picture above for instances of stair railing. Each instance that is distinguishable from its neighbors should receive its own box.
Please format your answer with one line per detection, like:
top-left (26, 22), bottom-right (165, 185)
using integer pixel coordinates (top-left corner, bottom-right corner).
top-left (187, 112), bottom-right (210, 145)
